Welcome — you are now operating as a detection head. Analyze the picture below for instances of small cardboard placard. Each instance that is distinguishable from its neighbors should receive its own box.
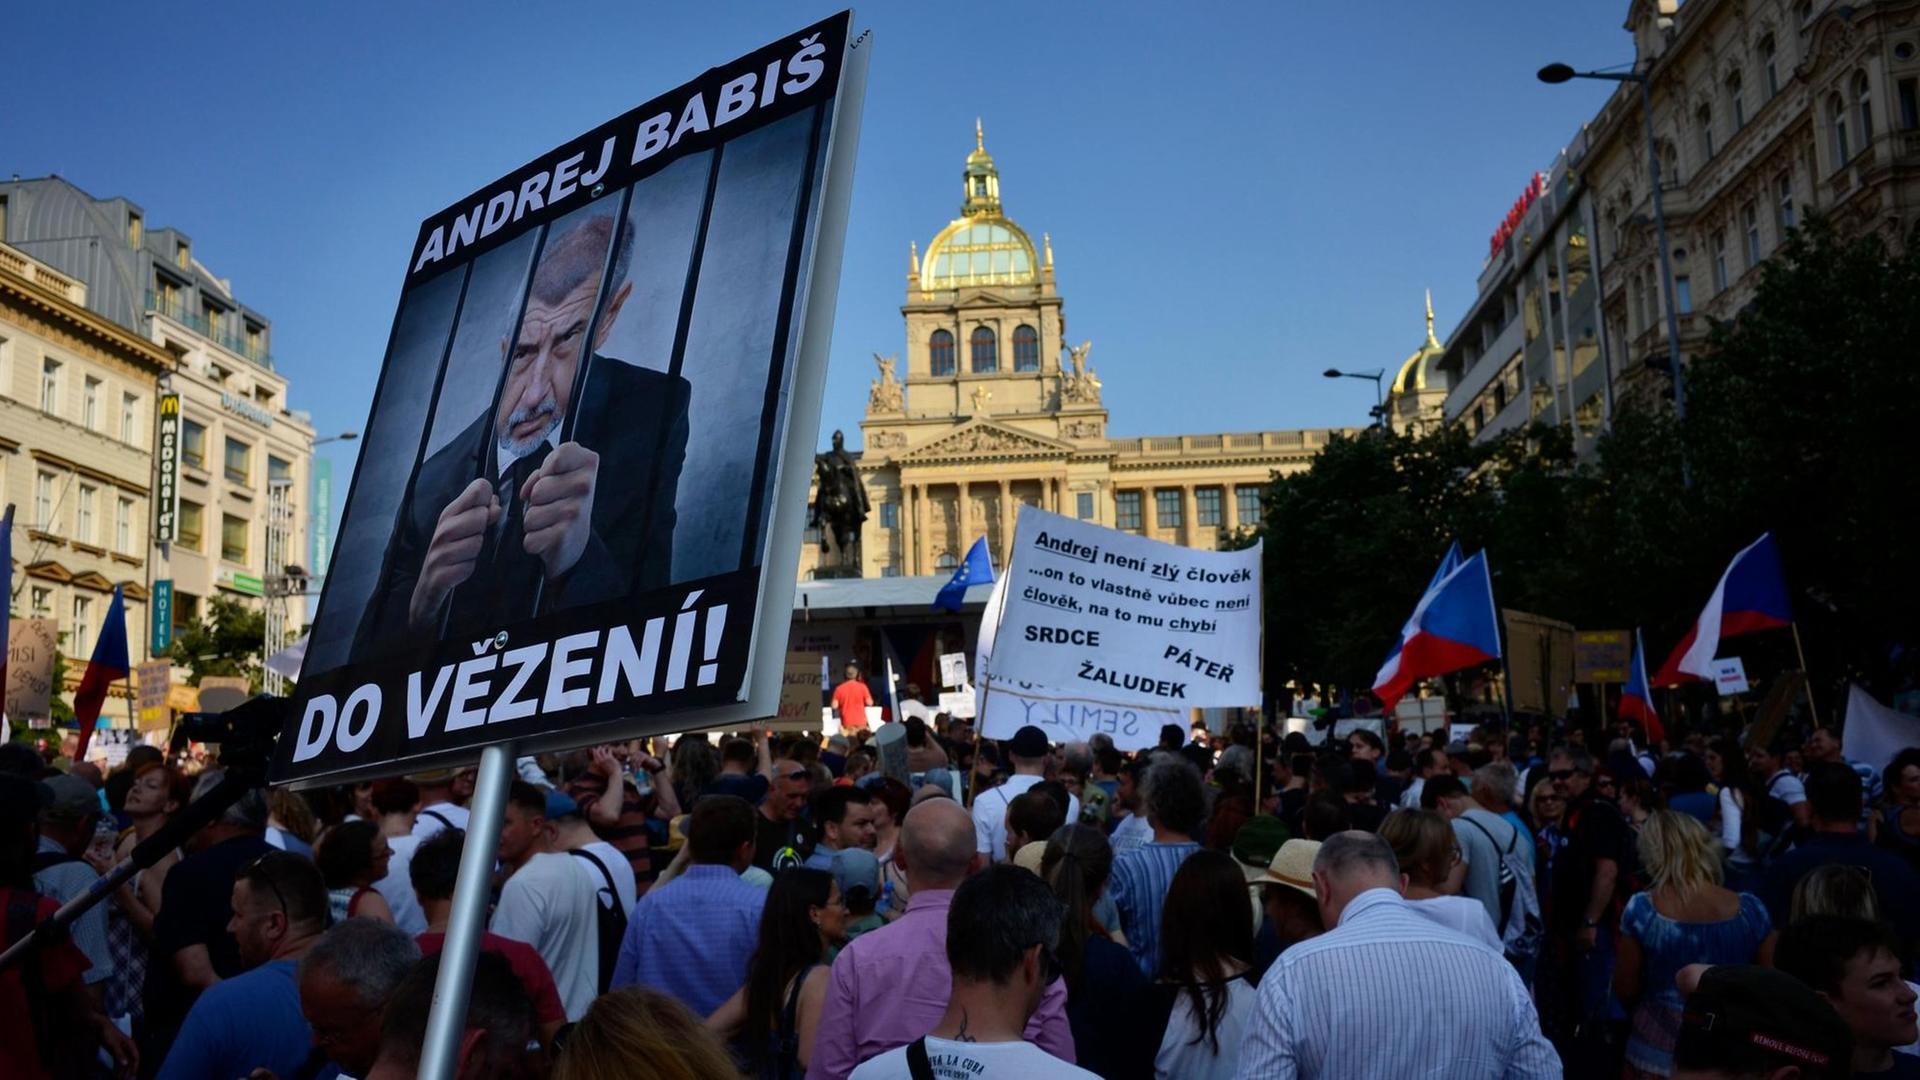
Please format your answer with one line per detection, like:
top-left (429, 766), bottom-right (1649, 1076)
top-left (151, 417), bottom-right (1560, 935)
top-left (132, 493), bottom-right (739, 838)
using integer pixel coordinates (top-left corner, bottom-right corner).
top-left (1711, 657), bottom-right (1750, 696)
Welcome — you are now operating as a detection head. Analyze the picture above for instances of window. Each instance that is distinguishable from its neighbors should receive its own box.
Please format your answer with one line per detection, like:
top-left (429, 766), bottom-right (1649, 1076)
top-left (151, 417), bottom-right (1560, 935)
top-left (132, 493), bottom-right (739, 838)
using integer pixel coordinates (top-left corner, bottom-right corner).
top-left (177, 500), bottom-right (204, 550)
top-left (1831, 93), bottom-right (1852, 164)
top-left (1727, 70), bottom-right (1747, 131)
top-left (1236, 486), bottom-right (1263, 526)
top-left (1776, 172), bottom-right (1796, 232)
top-left (34, 471), bottom-right (55, 529)
top-left (76, 484), bottom-right (95, 544)
top-left (127, 212), bottom-right (142, 247)
top-left (0, 334), bottom-right (9, 398)
top-left (268, 455), bottom-right (292, 485)
top-left (1115, 491), bottom-right (1143, 531)
top-left (1900, 78), bottom-right (1919, 131)
top-left (175, 241), bottom-right (190, 268)
top-left (1076, 492), bottom-right (1094, 520)
top-left (879, 502), bottom-right (898, 529)
top-left (40, 358), bottom-right (60, 414)
top-left (182, 419), bottom-right (207, 468)
top-left (1855, 71), bottom-right (1874, 150)
top-left (1711, 230), bottom-right (1729, 291)
top-left (72, 596), bottom-right (94, 654)
top-left (173, 591), bottom-right (200, 637)
top-left (245, 323), bottom-right (266, 362)
top-left (935, 552), bottom-right (959, 571)
top-left (1195, 487), bottom-right (1223, 527)
top-left (1760, 35), bottom-right (1780, 99)
top-left (120, 392), bottom-right (139, 443)
top-left (1743, 202), bottom-right (1762, 265)
top-left (928, 330), bottom-right (955, 376)
top-left (224, 437), bottom-right (251, 484)
top-left (802, 524), bottom-right (820, 546)
top-left (82, 376), bottom-right (100, 430)
top-left (203, 301), bottom-right (223, 342)
top-left (221, 513), bottom-right (249, 562)
top-left (1154, 490), bottom-right (1183, 529)
top-left (29, 585), bottom-right (51, 618)
top-left (115, 496), bottom-right (133, 554)
top-left (1697, 103), bottom-right (1715, 161)
top-left (1674, 275), bottom-right (1694, 314)
top-left (881, 565), bottom-right (902, 578)
top-left (1012, 325), bottom-right (1039, 371)
top-left (969, 326), bottom-right (997, 373)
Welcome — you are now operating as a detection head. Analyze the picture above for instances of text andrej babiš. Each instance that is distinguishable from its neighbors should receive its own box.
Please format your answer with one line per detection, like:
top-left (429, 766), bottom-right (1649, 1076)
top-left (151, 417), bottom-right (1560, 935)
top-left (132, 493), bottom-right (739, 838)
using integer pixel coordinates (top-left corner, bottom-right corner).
top-left (289, 588), bottom-right (730, 763)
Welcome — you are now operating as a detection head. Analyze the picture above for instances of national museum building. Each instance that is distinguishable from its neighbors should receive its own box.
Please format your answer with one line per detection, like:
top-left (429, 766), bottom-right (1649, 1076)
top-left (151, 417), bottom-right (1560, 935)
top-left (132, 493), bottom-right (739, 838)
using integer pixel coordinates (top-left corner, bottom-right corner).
top-left (797, 126), bottom-right (1351, 582)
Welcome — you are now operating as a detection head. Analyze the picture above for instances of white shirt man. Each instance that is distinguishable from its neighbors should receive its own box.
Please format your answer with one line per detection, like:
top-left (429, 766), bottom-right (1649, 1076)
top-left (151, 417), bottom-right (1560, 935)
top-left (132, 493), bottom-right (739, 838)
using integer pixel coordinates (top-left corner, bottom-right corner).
top-left (489, 785), bottom-right (601, 1021)
top-left (972, 727), bottom-right (1079, 863)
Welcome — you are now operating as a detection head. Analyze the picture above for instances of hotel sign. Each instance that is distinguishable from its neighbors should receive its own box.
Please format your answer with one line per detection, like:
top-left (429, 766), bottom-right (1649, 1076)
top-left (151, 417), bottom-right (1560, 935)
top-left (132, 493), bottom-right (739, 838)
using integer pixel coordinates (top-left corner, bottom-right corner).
top-left (153, 393), bottom-right (181, 542)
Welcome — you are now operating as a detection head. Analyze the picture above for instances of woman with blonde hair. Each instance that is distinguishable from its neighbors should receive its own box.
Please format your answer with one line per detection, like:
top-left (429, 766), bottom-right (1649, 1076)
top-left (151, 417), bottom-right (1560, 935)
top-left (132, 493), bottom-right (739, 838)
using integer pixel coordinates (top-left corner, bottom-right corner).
top-left (556, 987), bottom-right (741, 1080)
top-left (1614, 810), bottom-right (1775, 1078)
top-left (1378, 809), bottom-right (1502, 952)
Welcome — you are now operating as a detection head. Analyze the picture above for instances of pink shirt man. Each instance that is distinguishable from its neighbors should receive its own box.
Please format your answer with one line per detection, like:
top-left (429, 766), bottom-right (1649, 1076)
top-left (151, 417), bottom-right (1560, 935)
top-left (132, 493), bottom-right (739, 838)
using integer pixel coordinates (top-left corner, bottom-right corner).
top-left (806, 888), bottom-right (1076, 1080)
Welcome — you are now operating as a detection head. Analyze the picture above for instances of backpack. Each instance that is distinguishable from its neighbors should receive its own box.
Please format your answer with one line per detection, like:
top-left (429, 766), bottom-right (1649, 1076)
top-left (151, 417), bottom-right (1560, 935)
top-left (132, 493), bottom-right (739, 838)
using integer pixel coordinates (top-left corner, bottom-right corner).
top-left (1460, 815), bottom-right (1543, 966)
top-left (568, 848), bottom-right (629, 995)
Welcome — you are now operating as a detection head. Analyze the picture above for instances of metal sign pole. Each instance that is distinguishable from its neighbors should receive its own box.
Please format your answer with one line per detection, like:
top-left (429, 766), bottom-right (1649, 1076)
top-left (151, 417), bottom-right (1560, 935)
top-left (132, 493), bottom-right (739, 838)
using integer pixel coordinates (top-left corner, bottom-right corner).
top-left (417, 741), bottom-right (515, 1080)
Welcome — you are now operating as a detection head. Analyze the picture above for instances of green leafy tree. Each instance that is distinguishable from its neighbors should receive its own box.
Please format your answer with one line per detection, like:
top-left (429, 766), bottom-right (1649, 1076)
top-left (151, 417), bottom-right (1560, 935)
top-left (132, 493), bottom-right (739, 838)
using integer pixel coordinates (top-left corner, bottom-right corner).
top-left (168, 596), bottom-right (267, 691)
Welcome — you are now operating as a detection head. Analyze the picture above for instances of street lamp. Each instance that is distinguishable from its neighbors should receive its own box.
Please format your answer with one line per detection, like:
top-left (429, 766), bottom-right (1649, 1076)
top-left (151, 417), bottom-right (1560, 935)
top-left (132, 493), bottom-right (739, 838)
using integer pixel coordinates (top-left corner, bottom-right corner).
top-left (1537, 61), bottom-right (1688, 423)
top-left (1323, 368), bottom-right (1386, 424)
top-left (313, 431), bottom-right (358, 447)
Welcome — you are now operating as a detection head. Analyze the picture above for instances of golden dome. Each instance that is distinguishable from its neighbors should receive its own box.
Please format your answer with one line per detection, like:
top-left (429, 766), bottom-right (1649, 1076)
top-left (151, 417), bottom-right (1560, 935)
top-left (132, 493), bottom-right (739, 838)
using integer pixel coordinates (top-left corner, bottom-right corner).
top-left (1392, 290), bottom-right (1445, 395)
top-left (921, 120), bottom-right (1039, 290)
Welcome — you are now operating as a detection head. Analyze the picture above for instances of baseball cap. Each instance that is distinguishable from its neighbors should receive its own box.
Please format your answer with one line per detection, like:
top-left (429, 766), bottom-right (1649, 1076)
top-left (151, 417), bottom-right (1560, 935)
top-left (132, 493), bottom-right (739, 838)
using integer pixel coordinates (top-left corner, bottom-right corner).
top-left (42, 774), bottom-right (100, 822)
top-left (543, 790), bottom-right (580, 820)
top-left (1231, 816), bottom-right (1291, 880)
top-left (1007, 725), bottom-right (1051, 759)
top-left (1673, 965), bottom-right (1851, 1079)
top-left (1256, 838), bottom-right (1321, 898)
top-left (829, 847), bottom-right (880, 904)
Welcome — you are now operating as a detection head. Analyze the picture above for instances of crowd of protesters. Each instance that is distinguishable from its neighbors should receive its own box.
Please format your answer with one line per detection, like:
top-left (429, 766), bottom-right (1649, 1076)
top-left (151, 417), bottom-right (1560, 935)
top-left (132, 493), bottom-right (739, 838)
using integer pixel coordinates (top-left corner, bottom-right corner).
top-left (3, 677), bottom-right (1919, 1079)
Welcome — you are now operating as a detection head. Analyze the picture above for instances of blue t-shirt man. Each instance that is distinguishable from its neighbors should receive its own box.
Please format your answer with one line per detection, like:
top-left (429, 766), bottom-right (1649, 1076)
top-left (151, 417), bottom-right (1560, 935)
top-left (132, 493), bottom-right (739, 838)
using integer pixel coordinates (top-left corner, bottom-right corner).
top-left (156, 959), bottom-right (332, 1080)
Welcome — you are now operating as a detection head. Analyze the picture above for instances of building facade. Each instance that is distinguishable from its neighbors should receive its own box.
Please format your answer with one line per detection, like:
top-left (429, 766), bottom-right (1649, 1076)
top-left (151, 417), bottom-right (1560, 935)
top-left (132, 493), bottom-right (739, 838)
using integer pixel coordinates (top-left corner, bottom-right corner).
top-left (1427, 0), bottom-right (1920, 444)
top-left (798, 126), bottom-right (1350, 581)
top-left (0, 176), bottom-right (315, 678)
top-left (1, 240), bottom-right (170, 721)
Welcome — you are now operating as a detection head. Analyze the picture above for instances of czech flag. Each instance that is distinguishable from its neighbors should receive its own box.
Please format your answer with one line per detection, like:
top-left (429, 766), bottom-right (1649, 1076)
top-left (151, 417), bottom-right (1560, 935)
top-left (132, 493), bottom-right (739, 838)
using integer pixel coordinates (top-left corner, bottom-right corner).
top-left (73, 586), bottom-right (130, 761)
top-left (1372, 550), bottom-right (1503, 714)
top-left (1619, 628), bottom-right (1665, 743)
top-left (1653, 533), bottom-right (1792, 687)
top-left (1374, 542), bottom-right (1461, 689)
top-left (933, 536), bottom-right (994, 613)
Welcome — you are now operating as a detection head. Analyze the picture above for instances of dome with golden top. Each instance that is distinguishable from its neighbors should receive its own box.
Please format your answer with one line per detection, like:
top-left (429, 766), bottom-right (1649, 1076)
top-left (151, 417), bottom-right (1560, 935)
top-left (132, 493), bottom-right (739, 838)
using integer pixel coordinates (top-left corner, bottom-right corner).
top-left (921, 120), bottom-right (1039, 290)
top-left (1393, 290), bottom-right (1446, 395)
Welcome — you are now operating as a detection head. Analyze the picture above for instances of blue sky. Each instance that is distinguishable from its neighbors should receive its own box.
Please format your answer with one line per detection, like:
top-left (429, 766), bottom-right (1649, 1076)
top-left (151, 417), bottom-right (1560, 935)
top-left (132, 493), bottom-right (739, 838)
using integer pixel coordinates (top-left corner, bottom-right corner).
top-left (4, 2), bottom-right (1625, 527)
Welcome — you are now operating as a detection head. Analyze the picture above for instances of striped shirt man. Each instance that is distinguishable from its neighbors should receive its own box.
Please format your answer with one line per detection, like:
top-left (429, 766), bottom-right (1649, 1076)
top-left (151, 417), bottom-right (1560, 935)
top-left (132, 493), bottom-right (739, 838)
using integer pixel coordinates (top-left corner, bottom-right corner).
top-left (1108, 840), bottom-right (1199, 977)
top-left (1236, 888), bottom-right (1559, 1079)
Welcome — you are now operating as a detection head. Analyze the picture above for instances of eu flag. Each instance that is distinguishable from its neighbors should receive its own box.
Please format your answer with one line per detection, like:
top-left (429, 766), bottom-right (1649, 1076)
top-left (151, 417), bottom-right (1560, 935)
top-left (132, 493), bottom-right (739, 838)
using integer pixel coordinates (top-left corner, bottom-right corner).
top-left (933, 537), bottom-right (994, 613)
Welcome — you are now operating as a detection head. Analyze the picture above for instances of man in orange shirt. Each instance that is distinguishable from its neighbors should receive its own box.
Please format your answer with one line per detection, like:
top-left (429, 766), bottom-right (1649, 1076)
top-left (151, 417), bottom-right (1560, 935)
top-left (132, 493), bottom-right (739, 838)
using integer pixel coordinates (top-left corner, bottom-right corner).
top-left (832, 663), bottom-right (875, 732)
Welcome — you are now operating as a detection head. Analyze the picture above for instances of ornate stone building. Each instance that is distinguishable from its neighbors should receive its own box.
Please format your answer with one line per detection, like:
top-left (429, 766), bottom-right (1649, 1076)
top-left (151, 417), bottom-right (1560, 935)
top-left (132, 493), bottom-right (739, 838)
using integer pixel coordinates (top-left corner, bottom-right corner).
top-left (798, 125), bottom-right (1350, 580)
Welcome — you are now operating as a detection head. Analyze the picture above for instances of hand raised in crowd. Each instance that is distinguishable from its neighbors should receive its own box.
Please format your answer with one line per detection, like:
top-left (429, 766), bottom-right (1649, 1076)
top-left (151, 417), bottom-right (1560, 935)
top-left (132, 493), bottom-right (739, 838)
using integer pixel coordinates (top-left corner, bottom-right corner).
top-left (409, 477), bottom-right (500, 630)
top-left (590, 744), bottom-right (624, 779)
top-left (520, 440), bottom-right (599, 581)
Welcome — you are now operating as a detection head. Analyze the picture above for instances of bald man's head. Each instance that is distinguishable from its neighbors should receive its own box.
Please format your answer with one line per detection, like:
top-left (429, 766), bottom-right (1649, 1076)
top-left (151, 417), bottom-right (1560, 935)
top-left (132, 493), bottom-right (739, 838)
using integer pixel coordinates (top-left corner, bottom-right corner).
top-left (897, 797), bottom-right (979, 890)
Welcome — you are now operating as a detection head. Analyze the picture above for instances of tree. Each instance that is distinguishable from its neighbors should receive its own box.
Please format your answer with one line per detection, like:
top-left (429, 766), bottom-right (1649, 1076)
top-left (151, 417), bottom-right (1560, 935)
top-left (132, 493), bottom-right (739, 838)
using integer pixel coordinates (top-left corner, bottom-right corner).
top-left (168, 596), bottom-right (267, 691)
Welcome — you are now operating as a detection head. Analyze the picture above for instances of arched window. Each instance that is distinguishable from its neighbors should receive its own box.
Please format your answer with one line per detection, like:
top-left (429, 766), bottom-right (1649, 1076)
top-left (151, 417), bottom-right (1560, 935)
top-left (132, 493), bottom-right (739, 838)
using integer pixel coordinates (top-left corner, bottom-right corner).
top-left (1830, 93), bottom-right (1852, 163)
top-left (970, 326), bottom-right (997, 373)
top-left (929, 329), bottom-right (955, 376)
top-left (1759, 34), bottom-right (1779, 99)
top-left (1855, 71), bottom-right (1874, 149)
top-left (1696, 103), bottom-right (1716, 161)
top-left (1727, 69), bottom-right (1746, 131)
top-left (935, 551), bottom-right (959, 571)
top-left (1012, 324), bottom-right (1039, 371)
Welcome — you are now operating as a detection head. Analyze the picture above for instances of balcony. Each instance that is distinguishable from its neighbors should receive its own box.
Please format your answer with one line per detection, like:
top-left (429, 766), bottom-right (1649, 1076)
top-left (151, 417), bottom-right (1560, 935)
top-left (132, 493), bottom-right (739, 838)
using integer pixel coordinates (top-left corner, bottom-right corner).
top-left (146, 290), bottom-right (275, 370)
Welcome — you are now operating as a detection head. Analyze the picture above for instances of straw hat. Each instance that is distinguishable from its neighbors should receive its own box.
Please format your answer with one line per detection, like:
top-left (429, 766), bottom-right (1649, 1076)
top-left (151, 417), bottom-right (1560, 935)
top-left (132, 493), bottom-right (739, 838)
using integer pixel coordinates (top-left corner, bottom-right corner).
top-left (1256, 838), bottom-right (1321, 898)
top-left (1012, 839), bottom-right (1049, 874)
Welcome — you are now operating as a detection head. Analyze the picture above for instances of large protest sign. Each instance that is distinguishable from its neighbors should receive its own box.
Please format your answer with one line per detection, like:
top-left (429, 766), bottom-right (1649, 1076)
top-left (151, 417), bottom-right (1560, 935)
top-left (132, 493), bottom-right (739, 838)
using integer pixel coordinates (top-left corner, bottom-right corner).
top-left (987, 507), bottom-right (1261, 709)
top-left (275, 14), bottom-right (868, 784)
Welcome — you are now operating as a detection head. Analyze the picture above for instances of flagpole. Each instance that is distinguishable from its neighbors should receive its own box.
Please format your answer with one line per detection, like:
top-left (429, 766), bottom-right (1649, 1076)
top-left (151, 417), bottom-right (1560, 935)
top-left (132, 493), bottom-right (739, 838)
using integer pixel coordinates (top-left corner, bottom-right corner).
top-left (1255, 546), bottom-right (1267, 812)
top-left (1790, 621), bottom-right (1822, 728)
